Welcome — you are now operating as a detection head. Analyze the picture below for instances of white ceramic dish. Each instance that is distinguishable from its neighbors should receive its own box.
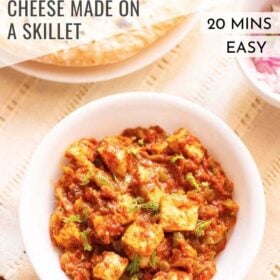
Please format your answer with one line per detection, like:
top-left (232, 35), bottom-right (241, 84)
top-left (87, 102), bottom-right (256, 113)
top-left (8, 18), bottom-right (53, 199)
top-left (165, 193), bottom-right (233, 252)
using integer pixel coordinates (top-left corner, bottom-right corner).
top-left (12, 16), bottom-right (197, 83)
top-left (236, 0), bottom-right (280, 108)
top-left (237, 58), bottom-right (280, 108)
top-left (20, 92), bottom-right (265, 280)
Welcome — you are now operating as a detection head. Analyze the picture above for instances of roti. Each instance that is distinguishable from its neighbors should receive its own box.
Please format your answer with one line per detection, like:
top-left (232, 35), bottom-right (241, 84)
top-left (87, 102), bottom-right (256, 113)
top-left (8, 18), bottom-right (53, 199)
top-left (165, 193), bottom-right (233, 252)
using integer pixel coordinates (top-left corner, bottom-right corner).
top-left (0, 0), bottom-right (196, 67)
top-left (36, 16), bottom-right (185, 67)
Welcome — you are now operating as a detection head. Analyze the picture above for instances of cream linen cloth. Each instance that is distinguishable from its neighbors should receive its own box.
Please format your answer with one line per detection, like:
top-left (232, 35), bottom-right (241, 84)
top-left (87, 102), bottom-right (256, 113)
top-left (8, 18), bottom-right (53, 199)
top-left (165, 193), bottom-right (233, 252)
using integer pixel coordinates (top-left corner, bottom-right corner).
top-left (1, 11), bottom-right (280, 280)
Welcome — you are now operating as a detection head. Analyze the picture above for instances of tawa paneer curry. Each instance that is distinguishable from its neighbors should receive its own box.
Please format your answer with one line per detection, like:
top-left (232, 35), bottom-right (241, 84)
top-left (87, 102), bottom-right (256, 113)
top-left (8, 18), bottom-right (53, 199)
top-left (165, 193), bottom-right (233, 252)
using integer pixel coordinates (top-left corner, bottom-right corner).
top-left (50, 126), bottom-right (239, 280)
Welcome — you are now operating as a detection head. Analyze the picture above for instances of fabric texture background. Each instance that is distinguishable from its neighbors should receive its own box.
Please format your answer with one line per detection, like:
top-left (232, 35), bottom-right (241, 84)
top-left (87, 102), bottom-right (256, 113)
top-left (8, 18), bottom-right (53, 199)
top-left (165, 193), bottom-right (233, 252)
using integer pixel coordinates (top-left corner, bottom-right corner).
top-left (0, 13), bottom-right (280, 280)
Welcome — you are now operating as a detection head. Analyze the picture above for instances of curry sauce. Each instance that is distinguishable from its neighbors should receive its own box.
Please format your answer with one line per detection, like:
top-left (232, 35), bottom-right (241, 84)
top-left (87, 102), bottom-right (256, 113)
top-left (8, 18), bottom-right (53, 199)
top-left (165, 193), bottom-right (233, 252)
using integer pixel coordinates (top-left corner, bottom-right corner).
top-left (50, 126), bottom-right (239, 280)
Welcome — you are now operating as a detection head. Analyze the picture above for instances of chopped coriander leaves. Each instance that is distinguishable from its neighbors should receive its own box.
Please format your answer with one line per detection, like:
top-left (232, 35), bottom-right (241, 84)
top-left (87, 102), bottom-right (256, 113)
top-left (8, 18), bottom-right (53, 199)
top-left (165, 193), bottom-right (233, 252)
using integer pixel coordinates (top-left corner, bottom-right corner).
top-left (170, 154), bottom-right (184, 163)
top-left (130, 198), bottom-right (159, 215)
top-left (140, 201), bottom-right (160, 215)
top-left (149, 251), bottom-right (158, 268)
top-left (81, 230), bottom-right (92, 252)
top-left (195, 219), bottom-right (212, 237)
top-left (63, 214), bottom-right (82, 224)
top-left (127, 255), bottom-right (140, 276)
top-left (186, 173), bottom-right (201, 191)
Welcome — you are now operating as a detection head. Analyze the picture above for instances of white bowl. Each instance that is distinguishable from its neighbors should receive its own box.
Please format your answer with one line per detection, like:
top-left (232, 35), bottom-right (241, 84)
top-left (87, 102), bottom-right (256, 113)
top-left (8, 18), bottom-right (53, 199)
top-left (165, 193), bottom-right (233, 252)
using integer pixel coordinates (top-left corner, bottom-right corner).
top-left (236, 0), bottom-right (280, 108)
top-left (20, 92), bottom-right (265, 280)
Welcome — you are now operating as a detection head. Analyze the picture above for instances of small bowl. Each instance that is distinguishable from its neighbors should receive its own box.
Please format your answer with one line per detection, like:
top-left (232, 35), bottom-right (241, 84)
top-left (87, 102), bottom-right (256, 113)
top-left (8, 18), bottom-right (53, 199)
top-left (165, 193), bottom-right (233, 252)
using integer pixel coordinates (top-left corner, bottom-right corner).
top-left (20, 92), bottom-right (265, 280)
top-left (238, 58), bottom-right (280, 107)
top-left (237, 0), bottom-right (280, 108)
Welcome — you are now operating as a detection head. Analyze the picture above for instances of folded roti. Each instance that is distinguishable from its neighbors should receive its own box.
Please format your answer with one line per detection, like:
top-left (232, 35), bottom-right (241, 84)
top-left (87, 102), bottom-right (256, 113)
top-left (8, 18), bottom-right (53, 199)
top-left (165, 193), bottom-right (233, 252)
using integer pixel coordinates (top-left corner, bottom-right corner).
top-left (37, 17), bottom-right (185, 67)
top-left (0, 0), bottom-right (197, 67)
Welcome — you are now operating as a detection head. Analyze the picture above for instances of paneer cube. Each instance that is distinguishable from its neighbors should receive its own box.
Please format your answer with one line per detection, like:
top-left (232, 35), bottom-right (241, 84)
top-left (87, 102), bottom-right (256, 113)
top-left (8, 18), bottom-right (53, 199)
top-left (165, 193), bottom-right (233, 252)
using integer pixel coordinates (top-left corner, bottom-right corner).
top-left (50, 207), bottom-right (65, 236)
top-left (139, 256), bottom-right (151, 268)
top-left (92, 215), bottom-right (110, 244)
top-left (93, 252), bottom-right (128, 280)
top-left (149, 141), bottom-right (168, 154)
top-left (169, 193), bottom-right (190, 207)
top-left (160, 196), bottom-right (198, 232)
top-left (73, 198), bottom-right (92, 217)
top-left (185, 144), bottom-right (204, 162)
top-left (60, 251), bottom-right (91, 280)
top-left (98, 137), bottom-right (128, 178)
top-left (153, 270), bottom-right (192, 280)
top-left (122, 220), bottom-right (164, 257)
top-left (91, 215), bottom-right (123, 245)
top-left (91, 165), bottom-right (117, 193)
top-left (141, 183), bottom-right (164, 204)
top-left (65, 139), bottom-right (96, 163)
top-left (167, 129), bottom-right (205, 162)
top-left (52, 223), bottom-right (82, 249)
top-left (138, 165), bottom-right (164, 203)
top-left (117, 194), bottom-right (138, 225)
top-left (167, 129), bottom-right (190, 152)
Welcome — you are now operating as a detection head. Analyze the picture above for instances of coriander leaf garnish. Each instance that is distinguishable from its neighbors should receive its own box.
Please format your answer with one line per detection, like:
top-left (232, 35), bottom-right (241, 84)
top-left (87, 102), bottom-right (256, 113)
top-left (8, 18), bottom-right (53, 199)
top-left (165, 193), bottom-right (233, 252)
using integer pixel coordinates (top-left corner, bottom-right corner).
top-left (149, 251), bottom-right (158, 268)
top-left (63, 214), bottom-right (82, 224)
top-left (81, 230), bottom-right (92, 252)
top-left (130, 197), bottom-right (159, 215)
top-left (127, 255), bottom-right (140, 276)
top-left (140, 201), bottom-right (160, 215)
top-left (186, 172), bottom-right (201, 191)
top-left (195, 219), bottom-right (212, 237)
top-left (170, 154), bottom-right (184, 163)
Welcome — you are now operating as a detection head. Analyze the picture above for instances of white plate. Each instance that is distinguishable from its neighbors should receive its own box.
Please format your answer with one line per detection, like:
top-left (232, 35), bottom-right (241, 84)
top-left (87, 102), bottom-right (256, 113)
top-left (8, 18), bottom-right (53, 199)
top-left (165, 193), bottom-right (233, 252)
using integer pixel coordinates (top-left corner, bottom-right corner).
top-left (20, 92), bottom-right (265, 280)
top-left (12, 16), bottom-right (197, 83)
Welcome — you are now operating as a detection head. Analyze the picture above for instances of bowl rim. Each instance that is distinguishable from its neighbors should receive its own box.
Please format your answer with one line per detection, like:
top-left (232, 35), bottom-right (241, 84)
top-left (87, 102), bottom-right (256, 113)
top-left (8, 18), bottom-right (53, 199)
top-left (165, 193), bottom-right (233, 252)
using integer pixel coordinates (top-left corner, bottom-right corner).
top-left (19, 92), bottom-right (266, 280)
top-left (237, 57), bottom-right (280, 108)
